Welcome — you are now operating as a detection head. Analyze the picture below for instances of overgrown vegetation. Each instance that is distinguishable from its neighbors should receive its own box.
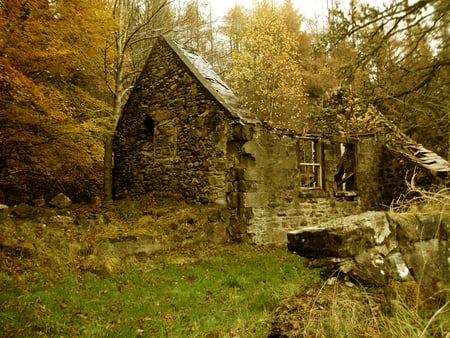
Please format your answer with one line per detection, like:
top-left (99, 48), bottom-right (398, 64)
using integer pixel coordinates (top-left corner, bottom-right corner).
top-left (0, 195), bottom-right (320, 337)
top-left (270, 177), bottom-right (448, 338)
top-left (391, 171), bottom-right (450, 214)
top-left (271, 275), bottom-right (449, 337)
top-left (1, 194), bottom-right (448, 337)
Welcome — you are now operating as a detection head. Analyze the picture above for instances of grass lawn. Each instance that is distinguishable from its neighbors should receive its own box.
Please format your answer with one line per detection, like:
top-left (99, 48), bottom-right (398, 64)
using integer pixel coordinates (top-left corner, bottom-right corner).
top-left (0, 242), bottom-right (320, 337)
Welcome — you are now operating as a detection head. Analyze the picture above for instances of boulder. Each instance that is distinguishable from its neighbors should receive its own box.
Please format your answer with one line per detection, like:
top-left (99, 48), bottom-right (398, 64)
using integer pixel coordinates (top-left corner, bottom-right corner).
top-left (49, 193), bottom-right (72, 209)
top-left (402, 239), bottom-right (449, 290)
top-left (32, 197), bottom-right (46, 207)
top-left (287, 211), bottom-right (449, 289)
top-left (389, 213), bottom-right (446, 241)
top-left (287, 212), bottom-right (389, 258)
top-left (12, 203), bottom-right (38, 219)
top-left (0, 204), bottom-right (9, 215)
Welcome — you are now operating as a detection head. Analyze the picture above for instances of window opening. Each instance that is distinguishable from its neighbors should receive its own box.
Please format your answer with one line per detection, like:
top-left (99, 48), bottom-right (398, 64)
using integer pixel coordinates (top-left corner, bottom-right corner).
top-left (298, 138), bottom-right (322, 189)
top-left (335, 142), bottom-right (356, 194)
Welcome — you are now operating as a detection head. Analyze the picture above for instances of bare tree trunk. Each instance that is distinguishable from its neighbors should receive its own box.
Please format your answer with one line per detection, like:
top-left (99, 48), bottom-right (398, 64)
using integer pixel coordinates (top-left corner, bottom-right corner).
top-left (103, 134), bottom-right (113, 202)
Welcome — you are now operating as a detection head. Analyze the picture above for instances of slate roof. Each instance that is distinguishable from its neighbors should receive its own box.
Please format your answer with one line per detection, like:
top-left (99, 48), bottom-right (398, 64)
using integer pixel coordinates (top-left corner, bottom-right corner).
top-left (162, 36), bottom-right (259, 124)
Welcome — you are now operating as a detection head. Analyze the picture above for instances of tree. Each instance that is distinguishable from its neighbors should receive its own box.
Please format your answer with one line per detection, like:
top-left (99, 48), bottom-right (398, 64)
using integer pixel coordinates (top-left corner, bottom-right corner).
top-left (224, 0), bottom-right (308, 131)
top-left (104, 0), bottom-right (174, 117)
top-left (1, 0), bottom-right (111, 91)
top-left (0, 0), bottom-right (114, 203)
top-left (221, 4), bottom-right (247, 54)
top-left (172, 0), bottom-right (222, 69)
top-left (318, 0), bottom-right (450, 155)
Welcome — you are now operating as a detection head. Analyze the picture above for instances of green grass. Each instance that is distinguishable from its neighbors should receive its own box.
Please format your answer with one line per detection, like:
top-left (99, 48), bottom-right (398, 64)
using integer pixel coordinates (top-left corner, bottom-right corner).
top-left (0, 243), bottom-right (319, 337)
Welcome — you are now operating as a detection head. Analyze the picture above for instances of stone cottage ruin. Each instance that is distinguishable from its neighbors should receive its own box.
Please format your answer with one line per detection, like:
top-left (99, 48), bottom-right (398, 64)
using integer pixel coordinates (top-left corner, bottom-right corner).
top-left (113, 36), bottom-right (450, 245)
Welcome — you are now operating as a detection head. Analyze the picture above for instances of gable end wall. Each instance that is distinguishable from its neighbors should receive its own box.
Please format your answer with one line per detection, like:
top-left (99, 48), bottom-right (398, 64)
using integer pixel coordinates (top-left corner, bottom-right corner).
top-left (113, 38), bottom-right (238, 205)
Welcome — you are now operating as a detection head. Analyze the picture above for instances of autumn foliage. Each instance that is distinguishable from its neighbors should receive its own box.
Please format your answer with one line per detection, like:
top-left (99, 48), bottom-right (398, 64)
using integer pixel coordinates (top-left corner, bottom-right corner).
top-left (0, 0), bottom-right (114, 204)
top-left (0, 0), bottom-right (449, 204)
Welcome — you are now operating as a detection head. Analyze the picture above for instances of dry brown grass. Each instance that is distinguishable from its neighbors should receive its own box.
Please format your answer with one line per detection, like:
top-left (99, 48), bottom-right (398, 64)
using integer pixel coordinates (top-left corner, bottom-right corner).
top-left (271, 274), bottom-right (449, 337)
top-left (390, 170), bottom-right (450, 214)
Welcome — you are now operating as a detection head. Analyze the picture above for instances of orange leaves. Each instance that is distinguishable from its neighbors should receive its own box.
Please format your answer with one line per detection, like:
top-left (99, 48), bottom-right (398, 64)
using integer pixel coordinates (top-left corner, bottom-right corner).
top-left (2, 0), bottom-right (112, 86)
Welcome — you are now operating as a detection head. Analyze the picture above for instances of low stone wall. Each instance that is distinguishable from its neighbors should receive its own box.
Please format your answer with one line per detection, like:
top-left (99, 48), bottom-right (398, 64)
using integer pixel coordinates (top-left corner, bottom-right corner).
top-left (288, 211), bottom-right (449, 290)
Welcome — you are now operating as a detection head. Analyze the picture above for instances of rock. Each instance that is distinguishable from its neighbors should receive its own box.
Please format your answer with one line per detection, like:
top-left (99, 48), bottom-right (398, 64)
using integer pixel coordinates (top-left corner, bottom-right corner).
top-left (204, 221), bottom-right (229, 244)
top-left (106, 235), bottom-right (168, 257)
top-left (0, 204), bottom-right (9, 215)
top-left (386, 252), bottom-right (412, 281)
top-left (0, 242), bottom-right (36, 258)
top-left (389, 213), bottom-right (445, 241)
top-left (12, 203), bottom-right (38, 219)
top-left (287, 211), bottom-right (449, 288)
top-left (287, 212), bottom-right (389, 258)
top-left (33, 197), bottom-right (46, 207)
top-left (402, 239), bottom-right (449, 290)
top-left (75, 213), bottom-right (105, 227)
top-left (351, 250), bottom-right (388, 286)
top-left (49, 193), bottom-right (72, 209)
top-left (288, 224), bottom-right (365, 258)
top-left (415, 214), bottom-right (447, 239)
top-left (39, 208), bottom-right (58, 218)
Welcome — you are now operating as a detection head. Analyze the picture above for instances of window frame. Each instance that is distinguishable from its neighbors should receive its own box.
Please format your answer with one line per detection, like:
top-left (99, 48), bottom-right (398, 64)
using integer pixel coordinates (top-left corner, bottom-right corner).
top-left (297, 137), bottom-right (323, 190)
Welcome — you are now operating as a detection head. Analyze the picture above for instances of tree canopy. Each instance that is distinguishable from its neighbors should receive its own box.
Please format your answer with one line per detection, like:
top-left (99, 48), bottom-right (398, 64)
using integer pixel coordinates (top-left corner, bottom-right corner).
top-left (1, 0), bottom-right (449, 203)
top-left (320, 0), bottom-right (450, 155)
top-left (223, 0), bottom-right (309, 131)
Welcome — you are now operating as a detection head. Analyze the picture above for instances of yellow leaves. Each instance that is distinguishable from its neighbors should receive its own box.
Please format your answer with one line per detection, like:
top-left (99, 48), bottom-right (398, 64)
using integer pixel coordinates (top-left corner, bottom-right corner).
top-left (225, 1), bottom-right (308, 131)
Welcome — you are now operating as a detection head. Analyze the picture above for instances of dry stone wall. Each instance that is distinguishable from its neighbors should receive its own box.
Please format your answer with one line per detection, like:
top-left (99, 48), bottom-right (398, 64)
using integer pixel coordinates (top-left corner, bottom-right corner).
top-left (114, 39), bottom-right (240, 206)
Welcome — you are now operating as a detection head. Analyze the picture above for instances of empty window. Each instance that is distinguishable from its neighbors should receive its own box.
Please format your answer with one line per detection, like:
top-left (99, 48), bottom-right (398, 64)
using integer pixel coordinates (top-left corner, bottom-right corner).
top-left (298, 138), bottom-right (322, 189)
top-left (335, 142), bottom-right (356, 194)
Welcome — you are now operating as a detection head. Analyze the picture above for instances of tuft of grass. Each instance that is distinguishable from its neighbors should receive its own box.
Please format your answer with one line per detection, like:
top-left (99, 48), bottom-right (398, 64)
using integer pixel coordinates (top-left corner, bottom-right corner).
top-left (271, 274), bottom-right (450, 338)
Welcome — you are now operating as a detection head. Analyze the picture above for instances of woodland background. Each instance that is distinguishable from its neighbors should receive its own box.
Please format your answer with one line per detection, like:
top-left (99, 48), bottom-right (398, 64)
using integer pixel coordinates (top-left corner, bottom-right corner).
top-left (0, 0), bottom-right (449, 204)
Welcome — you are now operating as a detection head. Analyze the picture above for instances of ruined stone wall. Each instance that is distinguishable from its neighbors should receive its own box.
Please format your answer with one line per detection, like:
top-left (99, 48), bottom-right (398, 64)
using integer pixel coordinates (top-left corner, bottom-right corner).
top-left (356, 137), bottom-right (384, 209)
top-left (228, 126), bottom-right (382, 245)
top-left (113, 38), bottom-right (387, 246)
top-left (113, 39), bottom-right (237, 205)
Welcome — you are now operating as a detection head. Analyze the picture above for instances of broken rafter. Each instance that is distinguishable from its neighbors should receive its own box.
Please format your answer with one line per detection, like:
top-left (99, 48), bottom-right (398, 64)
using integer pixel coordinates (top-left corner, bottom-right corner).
top-left (380, 113), bottom-right (450, 175)
top-left (338, 97), bottom-right (450, 175)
